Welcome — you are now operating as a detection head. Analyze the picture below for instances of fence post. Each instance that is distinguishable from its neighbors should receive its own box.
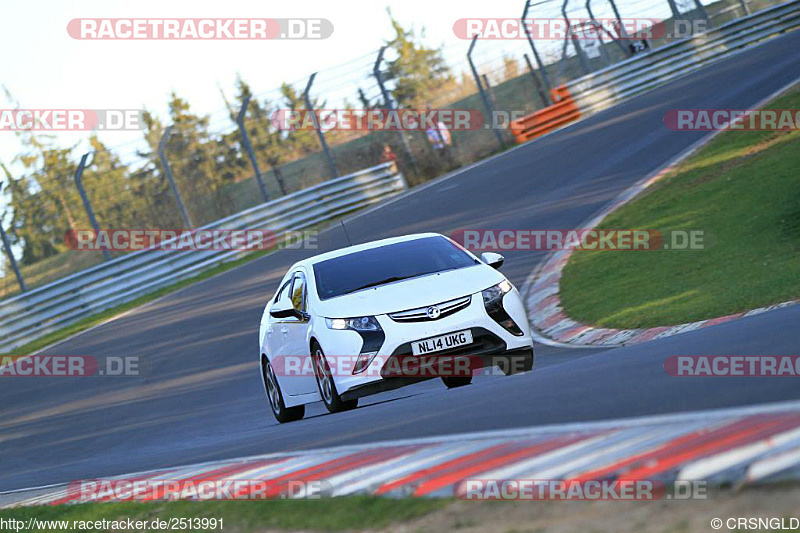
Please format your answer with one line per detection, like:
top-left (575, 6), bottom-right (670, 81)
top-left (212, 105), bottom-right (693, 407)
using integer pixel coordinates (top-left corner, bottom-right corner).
top-left (737, 0), bottom-right (751, 15)
top-left (522, 1), bottom-right (553, 104)
top-left (158, 125), bottom-right (193, 229)
top-left (586, 0), bottom-right (625, 63)
top-left (666, 0), bottom-right (682, 19)
top-left (236, 94), bottom-right (271, 202)
top-left (481, 74), bottom-right (499, 111)
top-left (607, 0), bottom-right (631, 42)
top-left (0, 194), bottom-right (26, 293)
top-left (373, 46), bottom-right (419, 176)
top-left (562, 0), bottom-right (592, 75)
top-left (271, 164), bottom-right (288, 195)
top-left (303, 73), bottom-right (339, 178)
top-left (523, 53), bottom-right (550, 107)
top-left (73, 152), bottom-right (111, 261)
top-left (468, 35), bottom-right (505, 150)
top-left (693, 0), bottom-right (711, 25)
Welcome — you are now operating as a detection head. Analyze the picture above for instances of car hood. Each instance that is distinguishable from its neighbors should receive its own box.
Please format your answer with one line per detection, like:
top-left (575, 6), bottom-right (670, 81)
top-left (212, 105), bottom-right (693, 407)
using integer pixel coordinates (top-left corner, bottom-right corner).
top-left (313, 264), bottom-right (505, 318)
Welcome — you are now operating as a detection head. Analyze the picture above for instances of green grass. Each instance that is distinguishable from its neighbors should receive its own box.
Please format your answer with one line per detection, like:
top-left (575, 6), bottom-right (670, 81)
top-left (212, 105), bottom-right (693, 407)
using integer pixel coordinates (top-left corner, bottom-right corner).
top-left (0, 497), bottom-right (447, 532)
top-left (559, 86), bottom-right (800, 329)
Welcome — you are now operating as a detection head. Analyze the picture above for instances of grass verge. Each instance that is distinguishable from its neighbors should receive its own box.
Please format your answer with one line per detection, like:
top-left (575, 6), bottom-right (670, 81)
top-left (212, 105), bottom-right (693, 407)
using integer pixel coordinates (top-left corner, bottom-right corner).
top-left (0, 497), bottom-right (447, 532)
top-left (559, 85), bottom-right (800, 329)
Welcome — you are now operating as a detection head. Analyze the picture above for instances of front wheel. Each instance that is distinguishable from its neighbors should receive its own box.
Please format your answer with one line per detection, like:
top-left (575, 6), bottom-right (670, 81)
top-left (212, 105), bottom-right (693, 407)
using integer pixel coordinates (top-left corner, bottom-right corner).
top-left (262, 357), bottom-right (304, 423)
top-left (312, 343), bottom-right (358, 413)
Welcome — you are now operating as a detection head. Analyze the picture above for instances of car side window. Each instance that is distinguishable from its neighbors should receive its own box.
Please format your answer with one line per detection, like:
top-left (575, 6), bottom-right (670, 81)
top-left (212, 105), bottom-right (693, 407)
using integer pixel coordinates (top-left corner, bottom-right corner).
top-left (290, 273), bottom-right (306, 313)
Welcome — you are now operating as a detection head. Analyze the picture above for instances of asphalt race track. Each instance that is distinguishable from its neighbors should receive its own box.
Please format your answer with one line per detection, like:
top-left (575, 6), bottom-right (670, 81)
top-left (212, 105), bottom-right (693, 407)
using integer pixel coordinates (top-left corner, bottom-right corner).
top-left (2, 31), bottom-right (799, 493)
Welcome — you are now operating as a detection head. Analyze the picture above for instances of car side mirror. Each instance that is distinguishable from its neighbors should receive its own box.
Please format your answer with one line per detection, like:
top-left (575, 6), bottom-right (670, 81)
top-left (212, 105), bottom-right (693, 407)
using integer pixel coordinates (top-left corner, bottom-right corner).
top-left (480, 252), bottom-right (504, 269)
top-left (270, 299), bottom-right (298, 319)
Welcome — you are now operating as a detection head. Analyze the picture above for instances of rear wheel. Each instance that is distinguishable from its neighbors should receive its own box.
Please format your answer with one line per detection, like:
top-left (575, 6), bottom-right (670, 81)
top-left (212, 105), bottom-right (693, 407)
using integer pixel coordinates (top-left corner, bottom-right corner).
top-left (441, 376), bottom-right (472, 388)
top-left (262, 357), bottom-right (304, 423)
top-left (312, 343), bottom-right (358, 413)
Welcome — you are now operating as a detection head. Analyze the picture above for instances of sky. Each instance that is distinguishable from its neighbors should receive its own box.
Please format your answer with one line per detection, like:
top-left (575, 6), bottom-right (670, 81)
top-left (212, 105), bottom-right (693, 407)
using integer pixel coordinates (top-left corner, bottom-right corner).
top-left (0, 0), bottom-right (556, 170)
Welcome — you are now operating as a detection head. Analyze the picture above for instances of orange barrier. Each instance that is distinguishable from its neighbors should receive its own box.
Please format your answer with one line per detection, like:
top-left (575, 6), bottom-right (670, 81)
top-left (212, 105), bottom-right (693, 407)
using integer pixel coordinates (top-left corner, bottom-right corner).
top-left (509, 85), bottom-right (581, 144)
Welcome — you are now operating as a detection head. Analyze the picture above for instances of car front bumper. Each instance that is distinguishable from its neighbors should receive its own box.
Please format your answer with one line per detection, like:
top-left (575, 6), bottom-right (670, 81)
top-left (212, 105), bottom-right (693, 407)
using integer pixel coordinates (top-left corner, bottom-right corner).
top-left (329, 288), bottom-right (534, 399)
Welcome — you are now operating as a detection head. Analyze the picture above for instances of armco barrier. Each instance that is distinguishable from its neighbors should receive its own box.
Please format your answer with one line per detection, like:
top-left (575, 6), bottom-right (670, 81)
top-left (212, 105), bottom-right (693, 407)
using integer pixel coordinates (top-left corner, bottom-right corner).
top-left (566, 0), bottom-right (800, 117)
top-left (509, 86), bottom-right (581, 143)
top-left (0, 163), bottom-right (407, 352)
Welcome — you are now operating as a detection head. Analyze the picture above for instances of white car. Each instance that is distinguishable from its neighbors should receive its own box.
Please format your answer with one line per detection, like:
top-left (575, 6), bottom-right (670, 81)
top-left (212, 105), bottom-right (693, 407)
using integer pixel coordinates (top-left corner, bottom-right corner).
top-left (258, 233), bottom-right (534, 423)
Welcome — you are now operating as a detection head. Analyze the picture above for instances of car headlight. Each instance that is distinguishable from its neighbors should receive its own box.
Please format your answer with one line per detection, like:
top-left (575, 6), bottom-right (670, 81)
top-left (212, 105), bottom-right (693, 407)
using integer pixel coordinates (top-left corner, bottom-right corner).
top-left (326, 316), bottom-right (383, 332)
top-left (326, 317), bottom-right (384, 374)
top-left (482, 280), bottom-right (512, 307)
top-left (481, 280), bottom-right (523, 336)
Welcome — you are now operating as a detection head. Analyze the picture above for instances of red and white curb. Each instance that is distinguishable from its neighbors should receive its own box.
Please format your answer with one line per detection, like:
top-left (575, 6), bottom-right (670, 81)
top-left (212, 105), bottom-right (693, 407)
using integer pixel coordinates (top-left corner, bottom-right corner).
top-left (522, 78), bottom-right (800, 348)
top-left (2, 401), bottom-right (800, 507)
top-left (524, 241), bottom-right (799, 348)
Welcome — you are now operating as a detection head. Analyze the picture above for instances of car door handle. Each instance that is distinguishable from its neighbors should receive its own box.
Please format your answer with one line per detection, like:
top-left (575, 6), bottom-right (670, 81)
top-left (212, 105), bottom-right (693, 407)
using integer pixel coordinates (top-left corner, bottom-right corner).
top-left (281, 327), bottom-right (289, 336)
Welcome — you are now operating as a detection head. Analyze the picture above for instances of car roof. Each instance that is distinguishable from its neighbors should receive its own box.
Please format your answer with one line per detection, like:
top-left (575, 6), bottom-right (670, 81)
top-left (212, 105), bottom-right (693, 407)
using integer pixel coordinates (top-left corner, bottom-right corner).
top-left (289, 232), bottom-right (445, 271)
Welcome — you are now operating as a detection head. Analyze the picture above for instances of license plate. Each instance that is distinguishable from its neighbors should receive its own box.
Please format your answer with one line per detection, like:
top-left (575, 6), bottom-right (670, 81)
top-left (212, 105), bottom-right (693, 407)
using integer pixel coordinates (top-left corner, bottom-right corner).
top-left (411, 330), bottom-right (473, 356)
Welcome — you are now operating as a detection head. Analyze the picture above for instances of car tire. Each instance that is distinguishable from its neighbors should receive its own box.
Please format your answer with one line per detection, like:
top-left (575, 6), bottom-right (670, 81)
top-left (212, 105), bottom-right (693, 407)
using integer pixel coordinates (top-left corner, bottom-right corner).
top-left (441, 376), bottom-right (472, 388)
top-left (262, 357), bottom-right (305, 423)
top-left (312, 342), bottom-right (358, 414)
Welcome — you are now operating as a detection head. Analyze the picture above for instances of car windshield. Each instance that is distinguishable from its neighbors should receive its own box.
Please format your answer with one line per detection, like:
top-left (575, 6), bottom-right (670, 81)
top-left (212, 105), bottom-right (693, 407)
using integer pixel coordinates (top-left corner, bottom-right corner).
top-left (313, 236), bottom-right (479, 300)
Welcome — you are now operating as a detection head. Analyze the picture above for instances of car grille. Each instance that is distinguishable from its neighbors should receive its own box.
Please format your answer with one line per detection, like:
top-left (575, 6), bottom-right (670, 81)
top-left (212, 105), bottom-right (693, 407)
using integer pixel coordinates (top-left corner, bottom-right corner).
top-left (387, 295), bottom-right (471, 322)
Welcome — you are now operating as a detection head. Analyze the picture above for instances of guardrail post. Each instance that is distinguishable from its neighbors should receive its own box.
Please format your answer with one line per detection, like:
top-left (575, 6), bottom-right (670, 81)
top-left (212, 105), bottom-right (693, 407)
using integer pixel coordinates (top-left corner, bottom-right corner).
top-left (303, 73), bottom-right (339, 179)
top-left (73, 152), bottom-right (111, 261)
top-left (522, 1), bottom-right (553, 104)
top-left (373, 46), bottom-right (419, 176)
top-left (158, 125), bottom-right (193, 229)
top-left (0, 194), bottom-right (25, 293)
top-left (468, 35), bottom-right (506, 150)
top-left (236, 94), bottom-right (271, 202)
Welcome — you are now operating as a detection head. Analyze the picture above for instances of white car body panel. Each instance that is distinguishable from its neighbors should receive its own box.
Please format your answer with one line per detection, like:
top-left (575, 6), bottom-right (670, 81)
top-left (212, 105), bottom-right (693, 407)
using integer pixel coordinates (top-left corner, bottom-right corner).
top-left (259, 233), bottom-right (534, 410)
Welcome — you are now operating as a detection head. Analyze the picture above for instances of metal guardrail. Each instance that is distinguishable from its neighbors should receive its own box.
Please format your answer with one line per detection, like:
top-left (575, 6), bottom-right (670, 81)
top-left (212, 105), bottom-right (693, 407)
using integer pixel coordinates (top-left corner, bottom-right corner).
top-left (0, 163), bottom-right (407, 352)
top-left (566, 0), bottom-right (800, 116)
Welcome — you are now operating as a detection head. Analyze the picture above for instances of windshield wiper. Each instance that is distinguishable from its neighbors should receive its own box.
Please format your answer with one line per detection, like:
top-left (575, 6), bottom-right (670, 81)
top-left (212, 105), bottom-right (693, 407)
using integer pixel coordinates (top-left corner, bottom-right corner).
top-left (344, 275), bottom-right (416, 294)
